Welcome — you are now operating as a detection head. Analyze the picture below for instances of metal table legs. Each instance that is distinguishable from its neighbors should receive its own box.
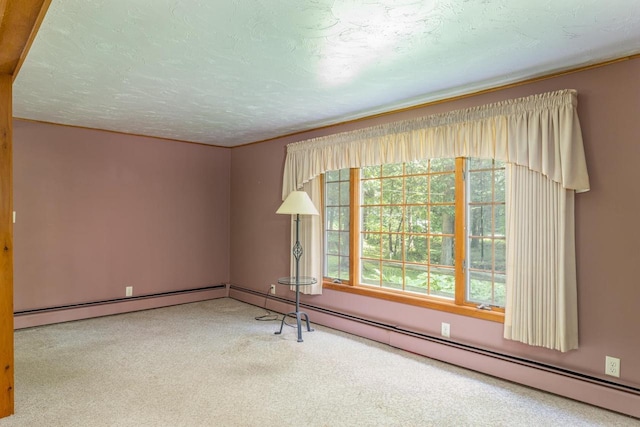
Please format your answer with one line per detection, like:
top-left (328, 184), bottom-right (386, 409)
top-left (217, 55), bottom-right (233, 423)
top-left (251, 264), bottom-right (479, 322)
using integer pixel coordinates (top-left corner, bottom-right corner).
top-left (274, 310), bottom-right (314, 342)
top-left (274, 273), bottom-right (315, 342)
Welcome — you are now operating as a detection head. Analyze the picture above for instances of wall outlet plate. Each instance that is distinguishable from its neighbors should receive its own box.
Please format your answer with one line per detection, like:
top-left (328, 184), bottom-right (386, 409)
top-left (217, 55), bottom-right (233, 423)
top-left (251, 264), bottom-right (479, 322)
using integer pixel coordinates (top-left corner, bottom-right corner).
top-left (441, 322), bottom-right (450, 338)
top-left (269, 284), bottom-right (276, 295)
top-left (125, 286), bottom-right (133, 297)
top-left (605, 356), bottom-right (620, 377)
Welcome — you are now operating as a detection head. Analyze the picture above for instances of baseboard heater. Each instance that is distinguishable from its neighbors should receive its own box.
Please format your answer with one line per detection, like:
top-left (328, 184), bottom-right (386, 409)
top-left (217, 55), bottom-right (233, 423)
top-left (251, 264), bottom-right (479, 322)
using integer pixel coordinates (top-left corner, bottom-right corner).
top-left (229, 284), bottom-right (640, 397)
top-left (15, 284), bottom-right (227, 316)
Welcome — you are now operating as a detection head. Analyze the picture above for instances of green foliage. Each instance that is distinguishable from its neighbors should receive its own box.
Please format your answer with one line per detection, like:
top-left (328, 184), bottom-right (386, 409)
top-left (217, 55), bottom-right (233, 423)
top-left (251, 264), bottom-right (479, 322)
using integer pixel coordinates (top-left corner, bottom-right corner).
top-left (325, 170), bottom-right (341, 181)
top-left (326, 254), bottom-right (350, 281)
top-left (405, 176), bottom-right (427, 203)
top-left (468, 275), bottom-right (506, 306)
top-left (468, 237), bottom-right (505, 272)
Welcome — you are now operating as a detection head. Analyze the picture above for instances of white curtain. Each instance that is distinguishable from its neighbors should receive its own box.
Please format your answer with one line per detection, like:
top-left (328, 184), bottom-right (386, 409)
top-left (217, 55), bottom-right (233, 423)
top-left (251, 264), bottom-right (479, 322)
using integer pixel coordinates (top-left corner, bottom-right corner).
top-left (280, 89), bottom-right (589, 351)
top-left (504, 164), bottom-right (578, 351)
top-left (282, 90), bottom-right (589, 195)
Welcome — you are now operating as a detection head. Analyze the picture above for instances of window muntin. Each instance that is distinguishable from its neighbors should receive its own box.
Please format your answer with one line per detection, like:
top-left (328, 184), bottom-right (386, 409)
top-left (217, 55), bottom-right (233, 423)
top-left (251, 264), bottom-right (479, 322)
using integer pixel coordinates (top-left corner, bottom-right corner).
top-left (322, 157), bottom-right (506, 312)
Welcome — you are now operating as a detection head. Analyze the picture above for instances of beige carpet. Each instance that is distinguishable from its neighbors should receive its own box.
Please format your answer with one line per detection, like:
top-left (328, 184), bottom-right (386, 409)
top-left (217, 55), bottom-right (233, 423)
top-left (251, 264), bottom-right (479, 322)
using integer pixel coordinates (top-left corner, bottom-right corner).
top-left (0, 298), bottom-right (636, 426)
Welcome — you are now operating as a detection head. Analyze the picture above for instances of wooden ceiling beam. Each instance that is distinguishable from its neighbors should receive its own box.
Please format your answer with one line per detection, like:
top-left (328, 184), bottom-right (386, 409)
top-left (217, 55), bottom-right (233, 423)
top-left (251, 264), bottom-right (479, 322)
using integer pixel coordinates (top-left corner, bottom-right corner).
top-left (0, 0), bottom-right (51, 78)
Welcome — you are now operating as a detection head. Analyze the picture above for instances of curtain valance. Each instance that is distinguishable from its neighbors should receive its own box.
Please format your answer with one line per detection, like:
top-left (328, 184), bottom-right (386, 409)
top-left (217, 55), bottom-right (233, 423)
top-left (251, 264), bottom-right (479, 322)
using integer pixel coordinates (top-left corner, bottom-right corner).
top-left (282, 89), bottom-right (589, 198)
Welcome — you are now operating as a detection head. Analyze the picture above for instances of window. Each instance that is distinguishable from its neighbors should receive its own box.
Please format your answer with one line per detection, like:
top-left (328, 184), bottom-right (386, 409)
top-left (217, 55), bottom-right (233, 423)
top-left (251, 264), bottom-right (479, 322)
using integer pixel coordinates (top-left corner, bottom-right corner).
top-left (290, 89), bottom-right (585, 348)
top-left (323, 157), bottom-right (506, 319)
top-left (324, 169), bottom-right (350, 283)
top-left (465, 159), bottom-right (506, 307)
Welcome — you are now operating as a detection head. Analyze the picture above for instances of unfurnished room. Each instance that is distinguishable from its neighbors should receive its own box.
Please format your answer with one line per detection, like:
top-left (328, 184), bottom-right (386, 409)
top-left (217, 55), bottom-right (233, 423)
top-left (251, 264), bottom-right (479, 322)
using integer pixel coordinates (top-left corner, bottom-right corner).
top-left (1, 0), bottom-right (639, 425)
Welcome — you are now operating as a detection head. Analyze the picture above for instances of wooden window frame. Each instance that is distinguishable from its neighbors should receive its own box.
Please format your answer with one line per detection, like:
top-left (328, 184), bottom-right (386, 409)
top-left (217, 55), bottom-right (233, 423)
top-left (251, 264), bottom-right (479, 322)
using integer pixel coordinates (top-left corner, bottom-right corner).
top-left (323, 159), bottom-right (505, 323)
top-left (323, 169), bottom-right (352, 284)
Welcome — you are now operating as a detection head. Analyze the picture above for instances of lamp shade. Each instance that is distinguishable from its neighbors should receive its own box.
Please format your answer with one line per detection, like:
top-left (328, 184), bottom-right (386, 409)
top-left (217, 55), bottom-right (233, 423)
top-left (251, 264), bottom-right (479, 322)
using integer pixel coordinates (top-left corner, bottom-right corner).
top-left (276, 191), bottom-right (319, 215)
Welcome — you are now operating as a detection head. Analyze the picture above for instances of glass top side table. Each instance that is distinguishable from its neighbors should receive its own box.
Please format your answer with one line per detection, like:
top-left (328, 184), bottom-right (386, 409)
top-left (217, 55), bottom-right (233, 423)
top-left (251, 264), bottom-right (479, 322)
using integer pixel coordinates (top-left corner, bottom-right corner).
top-left (274, 276), bottom-right (316, 342)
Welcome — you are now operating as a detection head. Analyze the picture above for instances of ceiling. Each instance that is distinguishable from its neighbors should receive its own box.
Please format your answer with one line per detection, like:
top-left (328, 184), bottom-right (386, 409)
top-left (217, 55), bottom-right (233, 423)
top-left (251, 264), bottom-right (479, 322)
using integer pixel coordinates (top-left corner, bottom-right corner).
top-left (12, 0), bottom-right (640, 147)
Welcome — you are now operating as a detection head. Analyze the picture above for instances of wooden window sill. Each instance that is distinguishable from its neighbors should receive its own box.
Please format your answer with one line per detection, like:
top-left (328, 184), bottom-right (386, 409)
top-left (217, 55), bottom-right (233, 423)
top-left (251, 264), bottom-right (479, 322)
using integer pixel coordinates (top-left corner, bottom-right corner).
top-left (323, 281), bottom-right (505, 323)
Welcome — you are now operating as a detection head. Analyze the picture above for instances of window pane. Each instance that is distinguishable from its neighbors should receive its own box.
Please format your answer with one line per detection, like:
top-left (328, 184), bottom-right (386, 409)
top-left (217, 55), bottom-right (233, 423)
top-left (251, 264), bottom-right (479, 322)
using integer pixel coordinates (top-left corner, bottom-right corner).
top-left (361, 260), bottom-right (380, 285)
top-left (429, 173), bottom-right (455, 203)
top-left (382, 178), bottom-right (404, 204)
top-left (429, 205), bottom-right (455, 234)
top-left (381, 206), bottom-right (403, 234)
top-left (494, 273), bottom-right (506, 306)
top-left (469, 237), bottom-right (493, 270)
top-left (361, 206), bottom-right (381, 232)
top-left (405, 235), bottom-right (427, 263)
top-left (326, 231), bottom-right (341, 255)
top-left (382, 163), bottom-right (403, 177)
top-left (430, 269), bottom-right (455, 299)
top-left (469, 205), bottom-right (493, 237)
top-left (381, 233), bottom-right (403, 261)
top-left (337, 181), bottom-right (349, 205)
top-left (494, 169), bottom-right (505, 202)
top-left (339, 207), bottom-right (349, 231)
top-left (326, 255), bottom-right (341, 278)
top-left (326, 255), bottom-right (349, 282)
top-left (430, 236), bottom-right (455, 267)
top-left (361, 179), bottom-right (380, 205)
top-left (325, 170), bottom-right (340, 181)
top-left (468, 271), bottom-right (494, 304)
top-left (468, 271), bottom-right (506, 306)
top-left (405, 175), bottom-right (427, 204)
top-left (494, 204), bottom-right (505, 236)
top-left (494, 238), bottom-right (506, 273)
top-left (362, 165), bottom-right (381, 179)
top-left (405, 205), bottom-right (428, 233)
top-left (406, 159), bottom-right (430, 175)
top-left (361, 233), bottom-right (381, 258)
top-left (326, 207), bottom-right (340, 230)
top-left (340, 256), bottom-right (350, 278)
top-left (405, 264), bottom-right (428, 294)
top-left (468, 158), bottom-right (494, 170)
top-left (339, 231), bottom-right (350, 255)
top-left (469, 170), bottom-right (493, 202)
top-left (381, 262), bottom-right (403, 290)
top-left (339, 168), bottom-right (350, 180)
top-left (430, 158), bottom-right (455, 172)
top-left (326, 182), bottom-right (340, 205)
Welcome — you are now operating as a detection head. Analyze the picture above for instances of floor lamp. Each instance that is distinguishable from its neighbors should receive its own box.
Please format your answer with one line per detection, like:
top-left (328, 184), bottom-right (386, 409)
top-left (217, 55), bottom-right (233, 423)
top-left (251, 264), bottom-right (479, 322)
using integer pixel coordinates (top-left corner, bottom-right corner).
top-left (275, 190), bottom-right (319, 342)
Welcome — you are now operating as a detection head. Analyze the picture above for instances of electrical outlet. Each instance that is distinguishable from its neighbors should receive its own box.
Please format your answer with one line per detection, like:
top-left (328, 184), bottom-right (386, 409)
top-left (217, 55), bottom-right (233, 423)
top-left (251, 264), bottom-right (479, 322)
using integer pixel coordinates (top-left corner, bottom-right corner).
top-left (125, 286), bottom-right (133, 297)
top-left (441, 322), bottom-right (450, 338)
top-left (605, 356), bottom-right (620, 378)
top-left (269, 284), bottom-right (276, 295)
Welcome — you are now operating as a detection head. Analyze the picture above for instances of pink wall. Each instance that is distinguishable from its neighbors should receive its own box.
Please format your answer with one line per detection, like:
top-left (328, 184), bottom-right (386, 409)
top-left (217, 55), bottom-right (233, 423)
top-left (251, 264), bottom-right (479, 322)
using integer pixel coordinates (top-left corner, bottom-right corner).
top-left (230, 57), bottom-right (640, 392)
top-left (13, 121), bottom-right (230, 311)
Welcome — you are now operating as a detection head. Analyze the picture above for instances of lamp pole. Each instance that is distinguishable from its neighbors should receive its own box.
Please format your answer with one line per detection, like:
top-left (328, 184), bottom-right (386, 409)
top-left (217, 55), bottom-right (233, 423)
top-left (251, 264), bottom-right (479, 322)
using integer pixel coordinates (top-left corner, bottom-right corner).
top-left (293, 213), bottom-right (302, 313)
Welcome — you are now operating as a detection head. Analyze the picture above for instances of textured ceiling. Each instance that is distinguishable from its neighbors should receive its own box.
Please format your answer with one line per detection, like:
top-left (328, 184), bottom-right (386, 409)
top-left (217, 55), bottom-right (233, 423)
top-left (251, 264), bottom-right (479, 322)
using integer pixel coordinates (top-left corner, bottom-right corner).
top-left (12, 0), bottom-right (640, 147)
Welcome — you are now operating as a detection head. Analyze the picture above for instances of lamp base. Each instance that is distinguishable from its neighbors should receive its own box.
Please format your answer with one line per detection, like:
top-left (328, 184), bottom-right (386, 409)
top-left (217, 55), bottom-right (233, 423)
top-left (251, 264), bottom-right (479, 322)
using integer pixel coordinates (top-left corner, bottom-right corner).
top-left (274, 276), bottom-right (316, 342)
top-left (274, 311), bottom-right (314, 342)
